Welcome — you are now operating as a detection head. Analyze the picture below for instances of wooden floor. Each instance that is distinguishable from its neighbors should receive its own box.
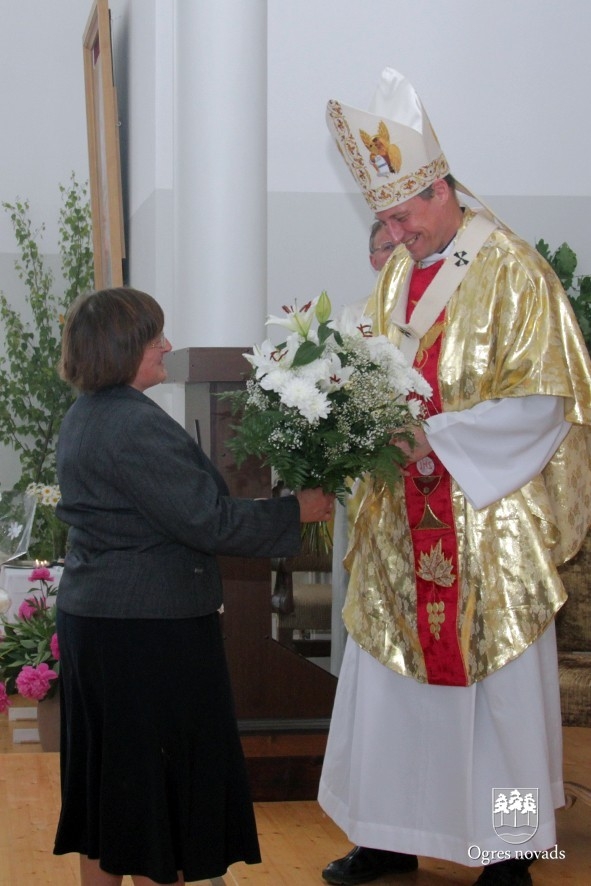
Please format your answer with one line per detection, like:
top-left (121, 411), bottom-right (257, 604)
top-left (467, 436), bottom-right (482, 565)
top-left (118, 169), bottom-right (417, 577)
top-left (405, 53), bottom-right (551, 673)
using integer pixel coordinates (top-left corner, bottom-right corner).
top-left (1, 700), bottom-right (589, 885)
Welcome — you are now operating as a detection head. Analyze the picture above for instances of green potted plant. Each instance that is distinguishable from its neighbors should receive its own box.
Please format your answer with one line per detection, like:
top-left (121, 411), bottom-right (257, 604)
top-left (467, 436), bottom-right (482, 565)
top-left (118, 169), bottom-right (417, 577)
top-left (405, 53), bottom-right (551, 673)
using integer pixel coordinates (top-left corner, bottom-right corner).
top-left (536, 239), bottom-right (591, 352)
top-left (0, 174), bottom-right (94, 561)
top-left (0, 565), bottom-right (60, 750)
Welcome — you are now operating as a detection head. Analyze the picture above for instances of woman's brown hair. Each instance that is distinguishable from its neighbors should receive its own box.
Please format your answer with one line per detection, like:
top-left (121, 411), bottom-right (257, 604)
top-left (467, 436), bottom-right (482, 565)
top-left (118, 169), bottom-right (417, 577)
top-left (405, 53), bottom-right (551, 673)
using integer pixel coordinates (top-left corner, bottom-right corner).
top-left (59, 287), bottom-right (164, 392)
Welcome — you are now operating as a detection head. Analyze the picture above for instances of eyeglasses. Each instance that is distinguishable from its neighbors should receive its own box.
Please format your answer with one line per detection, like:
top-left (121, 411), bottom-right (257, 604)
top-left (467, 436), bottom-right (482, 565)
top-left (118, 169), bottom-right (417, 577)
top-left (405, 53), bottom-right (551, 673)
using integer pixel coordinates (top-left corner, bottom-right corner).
top-left (148, 332), bottom-right (168, 350)
top-left (371, 242), bottom-right (396, 255)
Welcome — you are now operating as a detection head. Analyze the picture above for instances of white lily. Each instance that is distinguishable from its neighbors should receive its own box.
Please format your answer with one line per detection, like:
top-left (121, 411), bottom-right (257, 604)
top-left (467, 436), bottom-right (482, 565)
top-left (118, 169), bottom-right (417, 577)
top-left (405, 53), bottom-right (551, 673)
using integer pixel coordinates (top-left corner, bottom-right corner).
top-left (311, 351), bottom-right (353, 393)
top-left (244, 339), bottom-right (286, 378)
top-left (281, 330), bottom-right (315, 367)
top-left (266, 297), bottom-right (318, 339)
top-left (334, 312), bottom-right (374, 339)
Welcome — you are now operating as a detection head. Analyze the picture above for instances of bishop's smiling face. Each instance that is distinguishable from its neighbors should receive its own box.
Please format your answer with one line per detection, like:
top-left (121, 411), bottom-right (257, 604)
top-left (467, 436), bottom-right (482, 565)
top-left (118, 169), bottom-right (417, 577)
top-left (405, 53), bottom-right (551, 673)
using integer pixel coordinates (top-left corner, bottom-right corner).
top-left (375, 179), bottom-right (462, 264)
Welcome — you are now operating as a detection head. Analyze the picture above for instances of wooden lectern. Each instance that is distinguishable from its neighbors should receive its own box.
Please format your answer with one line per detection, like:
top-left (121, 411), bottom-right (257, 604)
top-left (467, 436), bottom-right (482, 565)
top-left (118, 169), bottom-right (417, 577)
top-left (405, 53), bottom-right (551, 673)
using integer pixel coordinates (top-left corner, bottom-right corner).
top-left (165, 347), bottom-right (337, 799)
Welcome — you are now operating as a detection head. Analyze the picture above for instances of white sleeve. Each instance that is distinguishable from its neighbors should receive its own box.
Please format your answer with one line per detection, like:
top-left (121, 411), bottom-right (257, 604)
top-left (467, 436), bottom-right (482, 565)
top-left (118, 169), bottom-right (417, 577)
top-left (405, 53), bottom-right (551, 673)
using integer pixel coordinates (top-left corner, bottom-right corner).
top-left (425, 395), bottom-right (570, 510)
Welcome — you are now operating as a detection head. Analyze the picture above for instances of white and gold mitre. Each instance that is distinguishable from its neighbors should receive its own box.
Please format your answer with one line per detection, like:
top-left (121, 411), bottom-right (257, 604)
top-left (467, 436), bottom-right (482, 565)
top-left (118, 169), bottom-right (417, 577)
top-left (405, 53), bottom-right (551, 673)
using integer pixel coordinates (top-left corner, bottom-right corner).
top-left (326, 67), bottom-right (450, 212)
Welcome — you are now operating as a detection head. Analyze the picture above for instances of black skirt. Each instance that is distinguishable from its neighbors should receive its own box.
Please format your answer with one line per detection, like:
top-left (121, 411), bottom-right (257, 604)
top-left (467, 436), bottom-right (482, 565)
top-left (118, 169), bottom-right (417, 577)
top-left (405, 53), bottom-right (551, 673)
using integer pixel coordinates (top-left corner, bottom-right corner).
top-left (54, 610), bottom-right (261, 883)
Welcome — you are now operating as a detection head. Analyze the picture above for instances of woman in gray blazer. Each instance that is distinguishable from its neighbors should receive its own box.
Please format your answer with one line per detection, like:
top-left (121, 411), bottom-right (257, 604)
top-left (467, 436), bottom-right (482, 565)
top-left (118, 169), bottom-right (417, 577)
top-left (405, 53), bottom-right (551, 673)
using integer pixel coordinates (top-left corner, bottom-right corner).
top-left (53, 287), bottom-right (334, 886)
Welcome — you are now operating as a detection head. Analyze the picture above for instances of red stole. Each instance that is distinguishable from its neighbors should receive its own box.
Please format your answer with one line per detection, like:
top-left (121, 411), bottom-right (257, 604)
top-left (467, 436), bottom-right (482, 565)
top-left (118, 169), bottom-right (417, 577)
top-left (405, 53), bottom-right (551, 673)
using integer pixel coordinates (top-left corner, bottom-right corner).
top-left (404, 262), bottom-right (467, 686)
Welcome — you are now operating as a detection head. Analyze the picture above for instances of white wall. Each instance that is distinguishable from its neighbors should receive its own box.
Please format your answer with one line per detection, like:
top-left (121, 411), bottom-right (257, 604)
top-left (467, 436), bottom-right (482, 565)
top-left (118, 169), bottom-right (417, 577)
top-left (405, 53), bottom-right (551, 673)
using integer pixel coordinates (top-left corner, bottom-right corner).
top-left (269, 0), bottom-right (590, 196)
top-left (1, 0), bottom-right (591, 487)
top-left (0, 2), bottom-right (90, 252)
top-left (267, 0), bottom-right (591, 315)
top-left (2, 0), bottom-right (589, 276)
top-left (0, 0), bottom-right (91, 490)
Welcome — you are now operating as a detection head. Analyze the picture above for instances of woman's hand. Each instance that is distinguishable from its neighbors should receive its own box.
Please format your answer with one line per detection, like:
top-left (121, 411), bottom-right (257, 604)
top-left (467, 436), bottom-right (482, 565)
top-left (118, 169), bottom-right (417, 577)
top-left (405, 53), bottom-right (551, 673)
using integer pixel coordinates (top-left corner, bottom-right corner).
top-left (296, 488), bottom-right (336, 523)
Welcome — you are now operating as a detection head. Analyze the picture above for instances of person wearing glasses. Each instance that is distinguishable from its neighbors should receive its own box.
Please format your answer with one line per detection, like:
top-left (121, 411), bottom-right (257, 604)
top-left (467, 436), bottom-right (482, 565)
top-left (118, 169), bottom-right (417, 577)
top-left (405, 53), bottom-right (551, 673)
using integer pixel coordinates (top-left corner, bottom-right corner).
top-left (368, 219), bottom-right (397, 271)
top-left (52, 287), bottom-right (335, 886)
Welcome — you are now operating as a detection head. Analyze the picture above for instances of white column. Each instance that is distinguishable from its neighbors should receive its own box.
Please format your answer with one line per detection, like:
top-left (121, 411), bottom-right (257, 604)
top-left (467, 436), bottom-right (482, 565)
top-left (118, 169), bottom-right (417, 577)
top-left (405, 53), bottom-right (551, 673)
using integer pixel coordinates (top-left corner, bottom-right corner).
top-left (174, 0), bottom-right (267, 348)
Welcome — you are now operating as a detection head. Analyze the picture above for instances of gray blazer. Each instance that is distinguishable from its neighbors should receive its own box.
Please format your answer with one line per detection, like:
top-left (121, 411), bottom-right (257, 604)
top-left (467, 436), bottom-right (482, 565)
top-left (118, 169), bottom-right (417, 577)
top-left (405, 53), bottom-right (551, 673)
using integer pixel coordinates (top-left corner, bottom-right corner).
top-left (56, 385), bottom-right (301, 619)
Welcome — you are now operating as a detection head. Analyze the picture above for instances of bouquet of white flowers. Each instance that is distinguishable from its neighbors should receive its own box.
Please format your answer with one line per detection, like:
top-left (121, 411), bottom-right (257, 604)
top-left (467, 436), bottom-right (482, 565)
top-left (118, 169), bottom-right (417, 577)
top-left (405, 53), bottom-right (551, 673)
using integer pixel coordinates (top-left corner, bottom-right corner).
top-left (224, 292), bottom-right (432, 502)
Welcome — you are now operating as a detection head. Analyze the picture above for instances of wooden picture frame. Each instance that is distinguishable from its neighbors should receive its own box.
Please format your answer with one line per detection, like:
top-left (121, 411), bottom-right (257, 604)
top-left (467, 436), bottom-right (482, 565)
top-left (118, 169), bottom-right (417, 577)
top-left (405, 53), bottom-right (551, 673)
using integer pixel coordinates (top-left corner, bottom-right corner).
top-left (83, 0), bottom-right (125, 289)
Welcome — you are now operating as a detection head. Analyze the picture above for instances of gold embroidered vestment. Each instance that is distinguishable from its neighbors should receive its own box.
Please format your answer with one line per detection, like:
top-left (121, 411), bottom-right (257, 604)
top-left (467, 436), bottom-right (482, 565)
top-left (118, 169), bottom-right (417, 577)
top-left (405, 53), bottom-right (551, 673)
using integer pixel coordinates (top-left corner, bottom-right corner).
top-left (344, 211), bottom-right (591, 684)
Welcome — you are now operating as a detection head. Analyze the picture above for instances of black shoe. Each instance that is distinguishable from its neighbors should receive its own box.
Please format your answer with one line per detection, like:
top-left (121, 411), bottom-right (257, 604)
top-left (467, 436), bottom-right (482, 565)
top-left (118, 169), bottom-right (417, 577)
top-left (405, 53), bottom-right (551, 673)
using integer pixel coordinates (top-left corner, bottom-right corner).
top-left (472, 858), bottom-right (533, 885)
top-left (322, 846), bottom-right (418, 885)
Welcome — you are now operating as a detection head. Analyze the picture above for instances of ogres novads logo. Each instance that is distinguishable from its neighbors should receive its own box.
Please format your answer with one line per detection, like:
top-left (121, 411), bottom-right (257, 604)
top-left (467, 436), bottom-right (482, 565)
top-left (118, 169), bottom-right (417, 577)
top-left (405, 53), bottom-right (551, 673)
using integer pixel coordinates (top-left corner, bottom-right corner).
top-left (492, 789), bottom-right (539, 844)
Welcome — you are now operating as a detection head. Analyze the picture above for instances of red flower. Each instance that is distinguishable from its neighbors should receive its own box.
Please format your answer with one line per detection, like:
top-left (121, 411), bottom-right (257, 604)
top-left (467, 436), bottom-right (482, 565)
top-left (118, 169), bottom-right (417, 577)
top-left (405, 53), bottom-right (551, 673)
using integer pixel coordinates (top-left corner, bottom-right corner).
top-left (15, 663), bottom-right (58, 701)
top-left (28, 567), bottom-right (55, 583)
top-left (17, 596), bottom-right (47, 620)
top-left (50, 632), bottom-right (60, 661)
top-left (0, 682), bottom-right (11, 714)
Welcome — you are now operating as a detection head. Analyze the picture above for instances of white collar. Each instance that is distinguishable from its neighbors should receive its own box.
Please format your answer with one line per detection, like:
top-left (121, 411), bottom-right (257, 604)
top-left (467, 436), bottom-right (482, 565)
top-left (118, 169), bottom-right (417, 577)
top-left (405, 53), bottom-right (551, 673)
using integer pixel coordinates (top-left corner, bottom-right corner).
top-left (418, 237), bottom-right (456, 268)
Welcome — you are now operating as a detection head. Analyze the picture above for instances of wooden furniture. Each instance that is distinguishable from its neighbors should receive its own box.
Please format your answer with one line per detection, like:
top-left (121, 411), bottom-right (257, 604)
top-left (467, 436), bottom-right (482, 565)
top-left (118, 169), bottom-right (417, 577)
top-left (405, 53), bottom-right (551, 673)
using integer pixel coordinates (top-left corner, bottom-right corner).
top-left (164, 347), bottom-right (337, 800)
top-left (83, 0), bottom-right (125, 289)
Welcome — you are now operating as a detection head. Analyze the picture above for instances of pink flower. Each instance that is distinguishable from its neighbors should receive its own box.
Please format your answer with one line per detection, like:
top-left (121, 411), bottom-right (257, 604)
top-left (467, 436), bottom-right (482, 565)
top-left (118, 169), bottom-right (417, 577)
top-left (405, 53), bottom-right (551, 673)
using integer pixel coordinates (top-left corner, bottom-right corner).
top-left (50, 632), bottom-right (60, 661)
top-left (17, 596), bottom-right (47, 620)
top-left (0, 681), bottom-right (11, 714)
top-left (15, 663), bottom-right (58, 701)
top-left (28, 567), bottom-right (55, 583)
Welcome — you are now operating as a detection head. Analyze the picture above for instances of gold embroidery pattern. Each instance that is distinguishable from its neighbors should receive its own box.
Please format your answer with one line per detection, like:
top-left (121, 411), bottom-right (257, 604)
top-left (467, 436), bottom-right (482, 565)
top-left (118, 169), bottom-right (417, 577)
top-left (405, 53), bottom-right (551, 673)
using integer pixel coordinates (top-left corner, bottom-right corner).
top-left (416, 539), bottom-right (455, 586)
top-left (367, 157), bottom-right (449, 211)
top-left (327, 101), bottom-right (449, 210)
top-left (417, 540), bottom-right (455, 642)
top-left (327, 101), bottom-right (372, 188)
top-left (411, 474), bottom-right (450, 530)
top-left (426, 601), bottom-right (445, 640)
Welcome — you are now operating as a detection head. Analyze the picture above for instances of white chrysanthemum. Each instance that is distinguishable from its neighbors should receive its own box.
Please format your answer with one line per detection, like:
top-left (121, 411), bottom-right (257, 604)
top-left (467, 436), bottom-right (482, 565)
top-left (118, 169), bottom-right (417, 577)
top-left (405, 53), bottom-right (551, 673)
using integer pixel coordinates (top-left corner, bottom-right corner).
top-left (296, 359), bottom-right (328, 384)
top-left (366, 337), bottom-right (433, 400)
top-left (407, 366), bottom-right (433, 399)
top-left (407, 397), bottom-right (423, 419)
top-left (279, 376), bottom-right (332, 423)
top-left (365, 335), bottom-right (403, 367)
top-left (258, 368), bottom-right (289, 395)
